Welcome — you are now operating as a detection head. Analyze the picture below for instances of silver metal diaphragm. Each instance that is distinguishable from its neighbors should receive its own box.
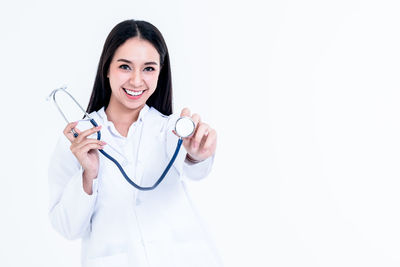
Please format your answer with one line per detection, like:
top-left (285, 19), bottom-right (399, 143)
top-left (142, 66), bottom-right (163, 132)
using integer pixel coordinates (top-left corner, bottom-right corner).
top-left (175, 117), bottom-right (195, 138)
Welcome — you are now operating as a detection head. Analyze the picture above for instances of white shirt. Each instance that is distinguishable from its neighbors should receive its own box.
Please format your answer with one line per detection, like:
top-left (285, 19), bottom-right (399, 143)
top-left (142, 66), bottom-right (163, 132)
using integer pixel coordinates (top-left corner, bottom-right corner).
top-left (48, 105), bottom-right (222, 267)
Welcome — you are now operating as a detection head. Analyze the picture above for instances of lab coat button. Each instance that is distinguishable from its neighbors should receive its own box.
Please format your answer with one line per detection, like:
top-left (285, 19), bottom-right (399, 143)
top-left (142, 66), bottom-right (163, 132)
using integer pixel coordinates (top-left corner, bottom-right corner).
top-left (136, 198), bottom-right (141, 205)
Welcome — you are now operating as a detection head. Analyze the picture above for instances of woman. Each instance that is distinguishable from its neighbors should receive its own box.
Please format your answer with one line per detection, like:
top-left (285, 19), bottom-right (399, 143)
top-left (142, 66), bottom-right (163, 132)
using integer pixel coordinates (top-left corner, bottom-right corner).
top-left (48, 19), bottom-right (220, 267)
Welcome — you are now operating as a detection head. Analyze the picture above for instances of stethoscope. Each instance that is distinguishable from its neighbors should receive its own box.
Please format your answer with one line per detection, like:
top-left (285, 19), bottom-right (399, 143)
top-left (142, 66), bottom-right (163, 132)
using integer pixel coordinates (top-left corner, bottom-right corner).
top-left (47, 86), bottom-right (195, 191)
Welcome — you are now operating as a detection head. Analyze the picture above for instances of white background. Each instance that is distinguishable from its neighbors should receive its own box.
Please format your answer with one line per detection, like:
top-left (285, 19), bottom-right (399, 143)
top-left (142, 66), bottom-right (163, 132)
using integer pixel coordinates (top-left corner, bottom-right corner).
top-left (1, 0), bottom-right (400, 266)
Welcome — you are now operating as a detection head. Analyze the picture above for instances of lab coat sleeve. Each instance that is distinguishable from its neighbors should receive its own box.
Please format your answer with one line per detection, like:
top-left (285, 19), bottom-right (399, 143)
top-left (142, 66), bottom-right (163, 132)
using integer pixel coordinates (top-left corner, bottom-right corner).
top-left (183, 154), bottom-right (215, 181)
top-left (165, 114), bottom-right (215, 181)
top-left (48, 136), bottom-right (98, 240)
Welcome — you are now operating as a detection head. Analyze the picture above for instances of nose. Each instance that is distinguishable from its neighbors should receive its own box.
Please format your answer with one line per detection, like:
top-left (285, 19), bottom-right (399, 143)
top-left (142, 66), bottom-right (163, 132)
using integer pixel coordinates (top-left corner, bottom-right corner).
top-left (129, 70), bottom-right (144, 87)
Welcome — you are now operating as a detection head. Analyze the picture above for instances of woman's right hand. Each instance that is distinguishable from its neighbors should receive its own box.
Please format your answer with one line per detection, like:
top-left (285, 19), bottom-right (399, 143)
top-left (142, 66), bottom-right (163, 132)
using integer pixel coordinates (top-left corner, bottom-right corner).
top-left (63, 122), bottom-right (106, 181)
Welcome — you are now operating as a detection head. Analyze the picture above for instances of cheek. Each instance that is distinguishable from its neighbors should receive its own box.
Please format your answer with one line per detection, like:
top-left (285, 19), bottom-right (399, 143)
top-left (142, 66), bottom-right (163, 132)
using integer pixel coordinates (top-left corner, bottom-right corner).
top-left (143, 73), bottom-right (159, 90)
top-left (109, 71), bottom-right (129, 90)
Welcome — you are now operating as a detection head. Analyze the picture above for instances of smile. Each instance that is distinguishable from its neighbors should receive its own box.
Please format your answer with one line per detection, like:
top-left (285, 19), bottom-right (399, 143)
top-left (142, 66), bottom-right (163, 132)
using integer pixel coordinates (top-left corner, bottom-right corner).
top-left (124, 88), bottom-right (144, 96)
top-left (123, 88), bottom-right (146, 99)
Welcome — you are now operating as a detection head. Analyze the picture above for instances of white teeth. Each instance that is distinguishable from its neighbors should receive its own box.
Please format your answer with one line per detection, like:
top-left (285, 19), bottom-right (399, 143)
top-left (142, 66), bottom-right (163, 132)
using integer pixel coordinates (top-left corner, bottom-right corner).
top-left (125, 89), bottom-right (143, 96)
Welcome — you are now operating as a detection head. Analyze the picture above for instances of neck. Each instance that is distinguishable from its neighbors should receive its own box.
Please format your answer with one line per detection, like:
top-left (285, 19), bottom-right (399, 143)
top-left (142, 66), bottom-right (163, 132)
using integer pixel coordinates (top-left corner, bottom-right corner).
top-left (105, 99), bottom-right (145, 137)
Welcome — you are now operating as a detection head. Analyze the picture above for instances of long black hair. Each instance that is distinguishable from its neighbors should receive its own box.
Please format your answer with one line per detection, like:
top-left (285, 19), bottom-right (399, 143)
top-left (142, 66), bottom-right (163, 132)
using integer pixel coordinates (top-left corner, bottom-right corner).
top-left (86, 19), bottom-right (173, 115)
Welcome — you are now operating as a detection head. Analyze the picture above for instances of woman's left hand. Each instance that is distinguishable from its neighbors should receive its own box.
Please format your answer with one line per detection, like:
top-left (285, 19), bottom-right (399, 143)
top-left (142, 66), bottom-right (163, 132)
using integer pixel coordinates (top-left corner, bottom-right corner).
top-left (173, 108), bottom-right (217, 163)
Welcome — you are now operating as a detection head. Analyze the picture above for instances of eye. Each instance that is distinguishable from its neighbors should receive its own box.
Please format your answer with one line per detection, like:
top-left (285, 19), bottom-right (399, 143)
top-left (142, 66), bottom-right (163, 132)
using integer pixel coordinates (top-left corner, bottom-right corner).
top-left (119, 64), bottom-right (131, 70)
top-left (144, 66), bottom-right (155, 72)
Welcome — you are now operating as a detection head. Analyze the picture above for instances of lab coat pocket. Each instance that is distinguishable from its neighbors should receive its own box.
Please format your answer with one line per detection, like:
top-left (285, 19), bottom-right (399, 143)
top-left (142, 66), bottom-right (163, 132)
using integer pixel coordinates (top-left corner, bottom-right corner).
top-left (85, 252), bottom-right (129, 267)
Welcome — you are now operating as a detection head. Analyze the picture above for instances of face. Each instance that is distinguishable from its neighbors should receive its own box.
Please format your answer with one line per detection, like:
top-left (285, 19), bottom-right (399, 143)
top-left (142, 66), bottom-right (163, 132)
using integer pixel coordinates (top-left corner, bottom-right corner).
top-left (107, 37), bottom-right (161, 112)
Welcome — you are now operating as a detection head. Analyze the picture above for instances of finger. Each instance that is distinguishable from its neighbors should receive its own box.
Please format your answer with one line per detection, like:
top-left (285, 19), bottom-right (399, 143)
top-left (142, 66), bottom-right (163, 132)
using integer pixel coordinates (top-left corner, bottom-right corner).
top-left (74, 142), bottom-right (105, 155)
top-left (180, 107), bottom-right (191, 117)
top-left (182, 113), bottom-right (200, 148)
top-left (172, 129), bottom-right (179, 138)
top-left (74, 125), bottom-right (102, 143)
top-left (200, 129), bottom-right (217, 154)
top-left (191, 122), bottom-right (209, 150)
top-left (190, 113), bottom-right (201, 131)
top-left (63, 121), bottom-right (79, 142)
top-left (63, 121), bottom-right (78, 134)
top-left (72, 139), bottom-right (106, 152)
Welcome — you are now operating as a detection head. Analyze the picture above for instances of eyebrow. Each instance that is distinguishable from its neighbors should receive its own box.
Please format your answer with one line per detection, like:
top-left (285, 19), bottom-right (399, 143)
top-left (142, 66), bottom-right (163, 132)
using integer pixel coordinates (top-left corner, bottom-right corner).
top-left (116, 58), bottom-right (159, 65)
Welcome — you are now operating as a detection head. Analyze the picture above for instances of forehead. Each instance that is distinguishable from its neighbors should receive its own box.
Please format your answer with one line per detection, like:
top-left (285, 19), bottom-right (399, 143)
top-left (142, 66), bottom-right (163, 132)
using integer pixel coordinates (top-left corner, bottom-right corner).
top-left (113, 37), bottom-right (160, 63)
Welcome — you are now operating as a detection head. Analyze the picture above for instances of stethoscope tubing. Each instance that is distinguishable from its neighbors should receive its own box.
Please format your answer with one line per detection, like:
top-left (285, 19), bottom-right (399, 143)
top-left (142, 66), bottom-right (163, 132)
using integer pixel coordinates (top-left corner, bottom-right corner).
top-left (49, 86), bottom-right (185, 191)
top-left (76, 118), bottom-right (183, 191)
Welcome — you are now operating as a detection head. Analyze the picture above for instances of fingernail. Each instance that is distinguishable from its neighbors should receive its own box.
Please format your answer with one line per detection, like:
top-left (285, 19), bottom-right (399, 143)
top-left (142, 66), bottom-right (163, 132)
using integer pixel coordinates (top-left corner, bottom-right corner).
top-left (101, 141), bottom-right (107, 145)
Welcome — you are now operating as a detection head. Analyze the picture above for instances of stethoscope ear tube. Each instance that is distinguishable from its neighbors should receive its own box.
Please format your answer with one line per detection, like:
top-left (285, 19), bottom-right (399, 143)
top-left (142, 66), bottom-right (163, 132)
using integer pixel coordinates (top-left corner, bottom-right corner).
top-left (47, 86), bottom-right (92, 124)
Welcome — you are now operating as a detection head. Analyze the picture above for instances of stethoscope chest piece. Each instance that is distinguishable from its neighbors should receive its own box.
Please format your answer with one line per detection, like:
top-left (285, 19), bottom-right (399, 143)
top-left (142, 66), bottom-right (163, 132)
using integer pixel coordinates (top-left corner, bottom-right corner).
top-left (175, 117), bottom-right (195, 138)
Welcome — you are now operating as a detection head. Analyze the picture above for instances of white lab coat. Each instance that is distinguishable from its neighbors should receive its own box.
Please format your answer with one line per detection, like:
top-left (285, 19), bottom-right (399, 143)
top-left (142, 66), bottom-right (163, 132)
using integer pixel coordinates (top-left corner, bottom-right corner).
top-left (48, 105), bottom-right (222, 267)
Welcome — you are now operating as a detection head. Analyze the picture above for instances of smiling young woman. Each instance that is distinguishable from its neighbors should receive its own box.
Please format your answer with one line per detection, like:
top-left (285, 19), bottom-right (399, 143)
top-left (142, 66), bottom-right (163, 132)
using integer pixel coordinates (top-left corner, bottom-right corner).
top-left (48, 19), bottom-right (220, 267)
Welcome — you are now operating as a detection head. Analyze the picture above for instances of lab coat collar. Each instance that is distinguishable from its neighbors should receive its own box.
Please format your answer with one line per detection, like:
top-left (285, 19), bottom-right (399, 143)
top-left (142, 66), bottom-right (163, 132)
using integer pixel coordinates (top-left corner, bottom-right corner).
top-left (96, 104), bottom-right (150, 127)
top-left (95, 105), bottom-right (150, 138)
top-left (88, 104), bottom-right (150, 164)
